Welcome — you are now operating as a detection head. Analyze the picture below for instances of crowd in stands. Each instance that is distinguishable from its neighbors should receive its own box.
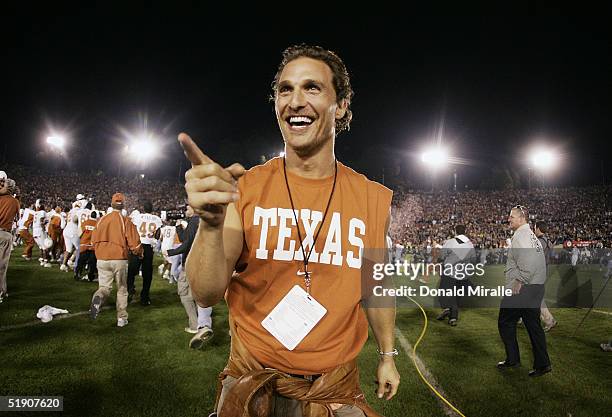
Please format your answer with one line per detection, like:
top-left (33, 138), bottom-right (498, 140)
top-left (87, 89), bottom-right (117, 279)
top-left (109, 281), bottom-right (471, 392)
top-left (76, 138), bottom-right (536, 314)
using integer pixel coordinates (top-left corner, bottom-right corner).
top-left (4, 164), bottom-right (612, 249)
top-left (5, 163), bottom-right (185, 213)
top-left (391, 186), bottom-right (612, 249)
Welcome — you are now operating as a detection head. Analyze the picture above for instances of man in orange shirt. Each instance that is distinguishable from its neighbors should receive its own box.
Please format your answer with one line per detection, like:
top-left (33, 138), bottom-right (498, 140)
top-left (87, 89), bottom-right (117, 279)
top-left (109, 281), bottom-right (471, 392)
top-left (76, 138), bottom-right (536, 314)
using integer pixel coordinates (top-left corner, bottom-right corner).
top-left (179, 45), bottom-right (399, 416)
top-left (90, 193), bottom-right (142, 327)
top-left (0, 177), bottom-right (20, 302)
top-left (76, 211), bottom-right (98, 282)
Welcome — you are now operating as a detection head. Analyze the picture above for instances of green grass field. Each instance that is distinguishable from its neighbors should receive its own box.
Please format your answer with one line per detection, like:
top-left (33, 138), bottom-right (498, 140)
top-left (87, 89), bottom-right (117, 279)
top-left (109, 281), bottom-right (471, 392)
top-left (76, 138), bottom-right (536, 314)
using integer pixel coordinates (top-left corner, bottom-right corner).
top-left (1, 247), bottom-right (611, 417)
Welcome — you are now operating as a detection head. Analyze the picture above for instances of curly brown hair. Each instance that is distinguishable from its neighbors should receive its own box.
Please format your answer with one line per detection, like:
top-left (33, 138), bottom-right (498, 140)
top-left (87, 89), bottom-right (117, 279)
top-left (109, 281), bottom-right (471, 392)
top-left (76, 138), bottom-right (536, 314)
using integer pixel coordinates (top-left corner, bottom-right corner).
top-left (271, 44), bottom-right (354, 134)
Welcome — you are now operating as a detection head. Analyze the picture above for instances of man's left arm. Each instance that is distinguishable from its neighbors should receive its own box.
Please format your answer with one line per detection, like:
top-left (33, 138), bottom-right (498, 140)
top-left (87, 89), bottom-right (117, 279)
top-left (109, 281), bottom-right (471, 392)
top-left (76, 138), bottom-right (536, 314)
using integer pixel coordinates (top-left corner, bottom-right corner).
top-left (364, 212), bottom-right (400, 400)
top-left (365, 306), bottom-right (400, 400)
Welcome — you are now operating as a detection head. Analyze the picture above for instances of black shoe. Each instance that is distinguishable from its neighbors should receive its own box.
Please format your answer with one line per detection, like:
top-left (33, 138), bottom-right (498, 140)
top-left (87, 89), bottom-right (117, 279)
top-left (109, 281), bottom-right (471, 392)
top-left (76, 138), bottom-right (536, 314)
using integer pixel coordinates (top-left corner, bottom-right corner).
top-left (74, 274), bottom-right (80, 281)
top-left (90, 295), bottom-right (101, 320)
top-left (448, 318), bottom-right (457, 326)
top-left (529, 365), bottom-right (552, 377)
top-left (140, 298), bottom-right (151, 306)
top-left (496, 360), bottom-right (521, 369)
top-left (437, 308), bottom-right (450, 321)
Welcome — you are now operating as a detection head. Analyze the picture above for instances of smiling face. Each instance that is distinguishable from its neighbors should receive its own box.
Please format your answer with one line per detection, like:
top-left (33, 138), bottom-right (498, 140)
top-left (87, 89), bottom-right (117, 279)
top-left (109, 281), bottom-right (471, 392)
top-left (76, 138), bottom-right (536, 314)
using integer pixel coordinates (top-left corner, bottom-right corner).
top-left (274, 57), bottom-right (347, 157)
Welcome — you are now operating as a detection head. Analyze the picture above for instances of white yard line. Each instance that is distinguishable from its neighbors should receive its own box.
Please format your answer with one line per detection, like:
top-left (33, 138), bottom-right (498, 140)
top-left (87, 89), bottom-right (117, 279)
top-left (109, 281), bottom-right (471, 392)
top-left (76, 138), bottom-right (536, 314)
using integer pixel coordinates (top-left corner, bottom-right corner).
top-left (395, 327), bottom-right (462, 417)
top-left (593, 309), bottom-right (612, 316)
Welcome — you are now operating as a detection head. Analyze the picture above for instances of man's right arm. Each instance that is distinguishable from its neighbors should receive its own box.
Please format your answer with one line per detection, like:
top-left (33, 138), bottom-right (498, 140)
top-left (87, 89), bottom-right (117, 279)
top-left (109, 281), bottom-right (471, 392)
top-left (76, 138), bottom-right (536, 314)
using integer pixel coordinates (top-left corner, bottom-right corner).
top-left (178, 132), bottom-right (246, 308)
top-left (186, 202), bottom-right (243, 307)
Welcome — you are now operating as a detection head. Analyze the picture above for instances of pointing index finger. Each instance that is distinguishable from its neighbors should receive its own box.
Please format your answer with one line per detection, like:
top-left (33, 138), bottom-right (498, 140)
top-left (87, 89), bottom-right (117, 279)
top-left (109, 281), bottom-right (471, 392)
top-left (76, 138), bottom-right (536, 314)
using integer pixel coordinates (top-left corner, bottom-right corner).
top-left (178, 132), bottom-right (213, 166)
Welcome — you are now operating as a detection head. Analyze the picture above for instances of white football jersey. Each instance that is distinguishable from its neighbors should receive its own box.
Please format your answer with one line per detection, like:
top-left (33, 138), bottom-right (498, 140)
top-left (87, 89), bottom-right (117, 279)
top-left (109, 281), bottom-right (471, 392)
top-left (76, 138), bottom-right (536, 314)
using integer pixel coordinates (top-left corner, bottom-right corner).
top-left (75, 199), bottom-right (90, 210)
top-left (32, 210), bottom-right (46, 235)
top-left (133, 213), bottom-right (163, 245)
top-left (159, 225), bottom-right (178, 251)
top-left (75, 208), bottom-right (92, 229)
top-left (44, 210), bottom-right (55, 233)
top-left (68, 207), bottom-right (79, 221)
top-left (18, 208), bottom-right (35, 230)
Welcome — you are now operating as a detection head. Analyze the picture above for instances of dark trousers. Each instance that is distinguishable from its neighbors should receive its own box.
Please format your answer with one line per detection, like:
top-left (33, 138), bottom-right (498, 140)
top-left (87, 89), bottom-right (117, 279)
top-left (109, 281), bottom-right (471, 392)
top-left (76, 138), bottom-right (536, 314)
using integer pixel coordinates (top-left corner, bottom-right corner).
top-left (438, 275), bottom-right (473, 320)
top-left (127, 244), bottom-right (153, 301)
top-left (76, 250), bottom-right (97, 281)
top-left (498, 284), bottom-right (551, 369)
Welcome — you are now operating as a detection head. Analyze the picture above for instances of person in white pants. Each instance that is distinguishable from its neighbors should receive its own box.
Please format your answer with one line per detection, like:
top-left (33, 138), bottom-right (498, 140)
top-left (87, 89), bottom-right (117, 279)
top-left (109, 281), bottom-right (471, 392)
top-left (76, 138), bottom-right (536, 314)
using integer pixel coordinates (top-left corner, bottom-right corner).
top-left (168, 252), bottom-right (181, 284)
top-left (159, 221), bottom-right (182, 284)
top-left (164, 206), bottom-right (213, 349)
top-left (61, 213), bottom-right (80, 272)
top-left (32, 202), bottom-right (51, 267)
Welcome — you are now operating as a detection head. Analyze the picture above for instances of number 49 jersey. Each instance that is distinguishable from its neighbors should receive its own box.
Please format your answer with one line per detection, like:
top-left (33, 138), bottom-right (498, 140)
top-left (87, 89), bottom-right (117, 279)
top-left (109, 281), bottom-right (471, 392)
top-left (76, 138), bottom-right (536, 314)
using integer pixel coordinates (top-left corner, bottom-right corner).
top-left (133, 213), bottom-right (163, 245)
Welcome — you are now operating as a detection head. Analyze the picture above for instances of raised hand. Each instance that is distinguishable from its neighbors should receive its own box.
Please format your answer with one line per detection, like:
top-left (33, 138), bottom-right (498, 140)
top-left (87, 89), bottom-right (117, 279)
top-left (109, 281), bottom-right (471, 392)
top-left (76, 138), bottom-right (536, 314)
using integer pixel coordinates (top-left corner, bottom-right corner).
top-left (178, 133), bottom-right (245, 228)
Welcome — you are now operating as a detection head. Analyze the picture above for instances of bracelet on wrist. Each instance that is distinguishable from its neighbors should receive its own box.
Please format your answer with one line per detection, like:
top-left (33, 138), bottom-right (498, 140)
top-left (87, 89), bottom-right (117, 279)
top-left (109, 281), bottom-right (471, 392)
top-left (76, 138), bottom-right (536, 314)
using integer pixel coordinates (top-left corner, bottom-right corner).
top-left (376, 348), bottom-right (399, 357)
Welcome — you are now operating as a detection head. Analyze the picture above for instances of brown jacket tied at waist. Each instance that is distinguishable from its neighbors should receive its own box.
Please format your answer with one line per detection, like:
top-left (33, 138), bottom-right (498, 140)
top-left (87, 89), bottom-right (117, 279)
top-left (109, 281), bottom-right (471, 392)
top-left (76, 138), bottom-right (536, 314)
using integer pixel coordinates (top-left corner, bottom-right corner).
top-left (217, 318), bottom-right (383, 417)
top-left (92, 210), bottom-right (142, 260)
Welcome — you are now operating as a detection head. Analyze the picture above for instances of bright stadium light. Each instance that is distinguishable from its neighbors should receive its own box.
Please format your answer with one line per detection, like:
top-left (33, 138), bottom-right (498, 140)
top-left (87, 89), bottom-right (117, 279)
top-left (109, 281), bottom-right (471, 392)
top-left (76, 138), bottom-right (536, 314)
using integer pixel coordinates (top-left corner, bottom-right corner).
top-left (421, 146), bottom-right (449, 169)
top-left (46, 136), bottom-right (65, 149)
top-left (126, 137), bottom-right (159, 163)
top-left (530, 149), bottom-right (557, 171)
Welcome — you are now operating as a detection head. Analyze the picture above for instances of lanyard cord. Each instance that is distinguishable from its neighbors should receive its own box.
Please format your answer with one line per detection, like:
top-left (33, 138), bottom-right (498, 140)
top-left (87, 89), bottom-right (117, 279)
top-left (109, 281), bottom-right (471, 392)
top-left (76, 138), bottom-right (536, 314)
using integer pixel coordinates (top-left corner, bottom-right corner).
top-left (282, 157), bottom-right (338, 293)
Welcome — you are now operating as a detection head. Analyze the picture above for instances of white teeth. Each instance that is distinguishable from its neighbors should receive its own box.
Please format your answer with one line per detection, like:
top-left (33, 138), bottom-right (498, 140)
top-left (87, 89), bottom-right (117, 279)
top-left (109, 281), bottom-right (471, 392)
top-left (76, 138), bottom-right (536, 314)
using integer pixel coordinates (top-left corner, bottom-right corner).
top-left (289, 116), bottom-right (313, 124)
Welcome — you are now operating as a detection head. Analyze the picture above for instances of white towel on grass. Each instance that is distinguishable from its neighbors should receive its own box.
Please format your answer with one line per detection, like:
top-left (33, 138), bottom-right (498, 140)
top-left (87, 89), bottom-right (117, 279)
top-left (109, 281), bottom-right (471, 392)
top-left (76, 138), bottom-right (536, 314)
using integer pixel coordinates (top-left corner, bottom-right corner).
top-left (36, 305), bottom-right (69, 323)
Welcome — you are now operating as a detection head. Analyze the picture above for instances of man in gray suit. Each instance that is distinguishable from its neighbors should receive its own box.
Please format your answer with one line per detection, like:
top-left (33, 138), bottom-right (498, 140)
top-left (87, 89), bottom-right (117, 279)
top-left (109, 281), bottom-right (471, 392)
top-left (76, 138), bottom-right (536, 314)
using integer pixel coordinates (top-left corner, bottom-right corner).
top-left (497, 205), bottom-right (552, 377)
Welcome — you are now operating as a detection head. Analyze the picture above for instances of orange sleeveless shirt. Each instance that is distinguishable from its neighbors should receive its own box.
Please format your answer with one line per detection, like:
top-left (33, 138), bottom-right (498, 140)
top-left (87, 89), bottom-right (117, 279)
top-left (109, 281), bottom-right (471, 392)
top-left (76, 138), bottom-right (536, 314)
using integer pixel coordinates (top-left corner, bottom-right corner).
top-left (229, 157), bottom-right (392, 375)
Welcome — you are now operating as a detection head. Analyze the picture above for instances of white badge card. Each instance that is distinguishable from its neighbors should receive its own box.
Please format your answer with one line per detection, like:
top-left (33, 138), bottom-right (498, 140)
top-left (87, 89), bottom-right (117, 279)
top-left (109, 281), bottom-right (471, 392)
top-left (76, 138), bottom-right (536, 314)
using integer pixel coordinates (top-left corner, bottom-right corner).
top-left (261, 285), bottom-right (327, 351)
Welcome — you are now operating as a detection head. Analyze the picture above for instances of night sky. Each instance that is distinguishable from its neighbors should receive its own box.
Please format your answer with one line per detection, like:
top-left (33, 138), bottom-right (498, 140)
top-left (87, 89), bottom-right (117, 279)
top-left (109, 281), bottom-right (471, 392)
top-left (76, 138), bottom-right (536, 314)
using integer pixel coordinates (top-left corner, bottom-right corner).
top-left (3, 10), bottom-right (611, 189)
